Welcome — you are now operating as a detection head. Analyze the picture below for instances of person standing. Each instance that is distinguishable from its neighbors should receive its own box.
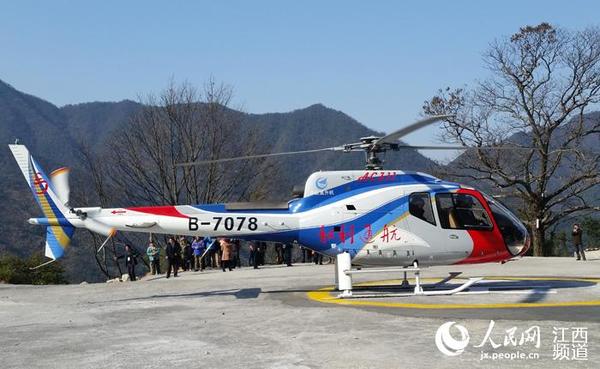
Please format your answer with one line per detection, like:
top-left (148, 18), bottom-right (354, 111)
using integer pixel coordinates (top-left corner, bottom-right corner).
top-left (234, 239), bottom-right (241, 268)
top-left (146, 241), bottom-right (161, 275)
top-left (124, 244), bottom-right (138, 281)
top-left (301, 246), bottom-right (308, 263)
top-left (314, 252), bottom-right (323, 265)
top-left (255, 242), bottom-right (262, 266)
top-left (573, 224), bottom-right (586, 261)
top-left (275, 243), bottom-right (284, 264)
top-left (248, 241), bottom-right (258, 269)
top-left (165, 237), bottom-right (181, 278)
top-left (283, 242), bottom-right (293, 267)
top-left (220, 238), bottom-right (233, 272)
top-left (181, 237), bottom-right (193, 271)
top-left (202, 236), bottom-right (216, 268)
top-left (192, 236), bottom-right (206, 271)
top-left (260, 242), bottom-right (267, 265)
top-left (206, 237), bottom-right (218, 268)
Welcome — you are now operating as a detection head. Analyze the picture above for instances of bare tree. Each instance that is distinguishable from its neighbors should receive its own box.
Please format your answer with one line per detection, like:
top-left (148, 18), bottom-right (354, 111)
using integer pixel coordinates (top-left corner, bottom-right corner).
top-left (75, 79), bottom-right (274, 279)
top-left (75, 79), bottom-right (275, 275)
top-left (105, 79), bottom-right (271, 207)
top-left (423, 23), bottom-right (600, 256)
top-left (75, 139), bottom-right (123, 279)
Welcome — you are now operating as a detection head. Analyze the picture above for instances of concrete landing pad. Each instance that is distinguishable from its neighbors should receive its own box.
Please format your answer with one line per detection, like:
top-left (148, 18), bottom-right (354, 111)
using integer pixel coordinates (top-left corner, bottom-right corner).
top-left (307, 276), bottom-right (600, 321)
top-left (1, 254), bottom-right (600, 369)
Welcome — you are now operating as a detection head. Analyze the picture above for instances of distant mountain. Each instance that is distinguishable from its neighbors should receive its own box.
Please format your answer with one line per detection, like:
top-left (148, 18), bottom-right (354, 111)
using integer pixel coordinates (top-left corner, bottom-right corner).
top-left (447, 112), bottom-right (600, 184)
top-left (0, 80), bottom-right (105, 282)
top-left (61, 100), bottom-right (143, 148)
top-left (0, 79), bottom-right (437, 282)
top-left (0, 80), bottom-right (74, 167)
top-left (443, 113), bottom-right (600, 221)
top-left (243, 104), bottom-right (437, 197)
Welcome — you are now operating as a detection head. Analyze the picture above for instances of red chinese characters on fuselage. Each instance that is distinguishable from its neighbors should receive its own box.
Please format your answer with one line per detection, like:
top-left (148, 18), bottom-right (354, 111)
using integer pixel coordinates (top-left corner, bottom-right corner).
top-left (319, 223), bottom-right (401, 245)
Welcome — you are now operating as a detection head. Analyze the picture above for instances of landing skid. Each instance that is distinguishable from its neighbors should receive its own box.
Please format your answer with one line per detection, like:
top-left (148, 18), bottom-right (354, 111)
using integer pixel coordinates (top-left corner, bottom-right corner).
top-left (335, 252), bottom-right (482, 298)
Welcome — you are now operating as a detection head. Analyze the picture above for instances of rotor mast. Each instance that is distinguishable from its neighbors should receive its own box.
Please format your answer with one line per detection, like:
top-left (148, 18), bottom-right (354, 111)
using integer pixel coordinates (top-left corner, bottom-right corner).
top-left (343, 136), bottom-right (400, 170)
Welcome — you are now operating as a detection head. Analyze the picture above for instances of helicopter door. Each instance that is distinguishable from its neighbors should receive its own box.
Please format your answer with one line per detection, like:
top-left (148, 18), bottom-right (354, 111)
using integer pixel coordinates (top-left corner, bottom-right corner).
top-left (318, 203), bottom-right (361, 256)
top-left (333, 199), bottom-right (397, 262)
top-left (404, 192), bottom-right (440, 264)
top-left (431, 192), bottom-right (493, 263)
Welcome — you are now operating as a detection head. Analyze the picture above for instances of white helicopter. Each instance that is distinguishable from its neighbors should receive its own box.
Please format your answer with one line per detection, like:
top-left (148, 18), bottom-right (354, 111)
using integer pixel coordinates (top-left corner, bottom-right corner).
top-left (9, 115), bottom-right (529, 296)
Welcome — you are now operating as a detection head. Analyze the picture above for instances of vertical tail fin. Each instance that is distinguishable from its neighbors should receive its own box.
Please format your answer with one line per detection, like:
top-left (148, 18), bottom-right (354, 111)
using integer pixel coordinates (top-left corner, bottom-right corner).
top-left (9, 144), bottom-right (74, 260)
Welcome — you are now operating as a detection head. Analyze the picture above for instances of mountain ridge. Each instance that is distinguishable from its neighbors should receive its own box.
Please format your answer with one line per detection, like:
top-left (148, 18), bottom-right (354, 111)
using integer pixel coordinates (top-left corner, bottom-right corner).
top-left (0, 79), bottom-right (436, 282)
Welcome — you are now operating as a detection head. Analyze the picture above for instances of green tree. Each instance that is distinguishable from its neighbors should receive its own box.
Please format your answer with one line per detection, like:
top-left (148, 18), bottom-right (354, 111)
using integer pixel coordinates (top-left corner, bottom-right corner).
top-left (582, 217), bottom-right (600, 248)
top-left (0, 253), bottom-right (67, 285)
top-left (0, 255), bottom-right (29, 284)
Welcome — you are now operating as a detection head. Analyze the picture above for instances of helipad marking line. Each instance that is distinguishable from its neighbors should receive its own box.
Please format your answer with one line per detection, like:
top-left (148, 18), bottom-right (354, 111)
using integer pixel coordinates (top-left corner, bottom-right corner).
top-left (306, 277), bottom-right (600, 309)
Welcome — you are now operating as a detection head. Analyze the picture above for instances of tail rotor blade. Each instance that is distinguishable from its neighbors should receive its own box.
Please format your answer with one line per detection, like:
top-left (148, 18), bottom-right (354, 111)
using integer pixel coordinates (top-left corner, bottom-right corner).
top-left (49, 167), bottom-right (70, 207)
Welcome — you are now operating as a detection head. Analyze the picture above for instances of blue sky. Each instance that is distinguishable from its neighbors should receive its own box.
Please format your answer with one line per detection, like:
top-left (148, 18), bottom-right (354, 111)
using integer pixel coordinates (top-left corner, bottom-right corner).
top-left (1, 1), bottom-right (599, 161)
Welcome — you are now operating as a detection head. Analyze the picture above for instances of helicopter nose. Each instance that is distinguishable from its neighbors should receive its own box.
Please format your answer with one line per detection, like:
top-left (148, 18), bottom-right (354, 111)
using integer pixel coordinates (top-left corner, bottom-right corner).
top-left (519, 233), bottom-right (531, 256)
top-left (486, 197), bottom-right (529, 256)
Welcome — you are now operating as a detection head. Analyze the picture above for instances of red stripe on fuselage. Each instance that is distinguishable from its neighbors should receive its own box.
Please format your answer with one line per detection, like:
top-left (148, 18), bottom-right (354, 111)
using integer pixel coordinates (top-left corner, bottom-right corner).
top-left (127, 206), bottom-right (188, 218)
top-left (454, 188), bottom-right (512, 264)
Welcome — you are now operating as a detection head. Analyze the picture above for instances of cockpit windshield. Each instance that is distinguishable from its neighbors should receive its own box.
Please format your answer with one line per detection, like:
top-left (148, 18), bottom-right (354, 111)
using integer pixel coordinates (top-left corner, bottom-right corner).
top-left (483, 193), bottom-right (529, 256)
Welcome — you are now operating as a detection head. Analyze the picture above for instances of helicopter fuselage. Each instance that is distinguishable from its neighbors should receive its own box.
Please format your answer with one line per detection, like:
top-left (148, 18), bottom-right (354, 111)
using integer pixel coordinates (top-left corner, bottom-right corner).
top-left (60, 170), bottom-right (530, 267)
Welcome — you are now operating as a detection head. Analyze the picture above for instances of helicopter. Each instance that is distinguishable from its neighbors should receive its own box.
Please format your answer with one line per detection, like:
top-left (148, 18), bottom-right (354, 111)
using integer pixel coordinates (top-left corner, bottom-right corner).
top-left (9, 115), bottom-right (530, 296)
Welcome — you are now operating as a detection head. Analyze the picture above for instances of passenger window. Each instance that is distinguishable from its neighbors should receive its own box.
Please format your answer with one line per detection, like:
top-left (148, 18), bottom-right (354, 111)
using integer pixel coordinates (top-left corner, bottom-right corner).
top-left (409, 192), bottom-right (436, 225)
top-left (435, 193), bottom-right (492, 230)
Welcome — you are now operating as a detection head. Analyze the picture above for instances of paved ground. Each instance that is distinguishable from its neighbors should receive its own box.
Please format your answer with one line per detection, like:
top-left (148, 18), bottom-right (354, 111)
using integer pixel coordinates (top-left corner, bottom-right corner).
top-left (1, 253), bottom-right (600, 369)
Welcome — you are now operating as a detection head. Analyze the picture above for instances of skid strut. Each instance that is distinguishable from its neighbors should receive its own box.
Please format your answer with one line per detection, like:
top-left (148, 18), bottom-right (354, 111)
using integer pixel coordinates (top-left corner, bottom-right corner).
top-left (335, 252), bottom-right (481, 298)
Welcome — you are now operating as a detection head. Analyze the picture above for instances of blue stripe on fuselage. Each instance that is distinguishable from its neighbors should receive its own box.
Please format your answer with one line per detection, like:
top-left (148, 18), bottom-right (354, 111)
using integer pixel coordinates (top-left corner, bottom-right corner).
top-left (230, 193), bottom-right (414, 256)
top-left (193, 173), bottom-right (457, 214)
top-left (192, 175), bottom-right (460, 258)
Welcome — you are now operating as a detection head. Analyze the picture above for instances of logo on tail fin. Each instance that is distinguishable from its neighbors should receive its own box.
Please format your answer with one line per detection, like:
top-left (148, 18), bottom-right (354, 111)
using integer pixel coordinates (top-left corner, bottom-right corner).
top-left (33, 173), bottom-right (48, 194)
top-left (9, 144), bottom-right (75, 260)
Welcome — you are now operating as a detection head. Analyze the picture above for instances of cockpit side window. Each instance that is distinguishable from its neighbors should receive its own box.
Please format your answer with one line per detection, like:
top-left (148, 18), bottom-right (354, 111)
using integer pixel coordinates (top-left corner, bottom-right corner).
top-left (435, 193), bottom-right (493, 230)
top-left (409, 192), bottom-right (436, 225)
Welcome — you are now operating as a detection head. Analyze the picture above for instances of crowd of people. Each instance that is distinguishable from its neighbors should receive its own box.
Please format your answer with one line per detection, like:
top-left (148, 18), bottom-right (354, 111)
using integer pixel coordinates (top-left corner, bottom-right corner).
top-left (119, 222), bottom-right (590, 281)
top-left (119, 236), bottom-right (331, 281)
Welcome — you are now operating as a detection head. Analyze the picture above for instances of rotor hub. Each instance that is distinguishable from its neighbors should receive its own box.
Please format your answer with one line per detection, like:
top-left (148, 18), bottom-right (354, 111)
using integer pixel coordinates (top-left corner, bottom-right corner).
top-left (342, 136), bottom-right (401, 169)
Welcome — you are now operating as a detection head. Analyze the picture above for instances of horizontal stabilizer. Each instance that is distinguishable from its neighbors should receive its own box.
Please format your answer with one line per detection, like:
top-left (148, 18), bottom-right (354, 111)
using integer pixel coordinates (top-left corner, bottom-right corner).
top-left (45, 225), bottom-right (75, 260)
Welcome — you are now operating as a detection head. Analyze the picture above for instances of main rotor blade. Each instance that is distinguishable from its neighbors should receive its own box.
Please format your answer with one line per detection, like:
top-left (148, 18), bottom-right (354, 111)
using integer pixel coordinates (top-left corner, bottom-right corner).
top-left (374, 115), bottom-right (454, 146)
top-left (176, 147), bottom-right (343, 167)
top-left (398, 145), bottom-right (580, 153)
top-left (397, 145), bottom-right (535, 150)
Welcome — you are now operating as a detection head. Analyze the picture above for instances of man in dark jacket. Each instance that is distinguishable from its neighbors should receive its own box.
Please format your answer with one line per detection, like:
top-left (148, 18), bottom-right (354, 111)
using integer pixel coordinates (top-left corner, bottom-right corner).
top-left (166, 237), bottom-right (181, 278)
top-left (573, 224), bottom-right (586, 261)
top-left (283, 242), bottom-right (293, 267)
top-left (122, 244), bottom-right (138, 281)
top-left (234, 239), bottom-right (241, 268)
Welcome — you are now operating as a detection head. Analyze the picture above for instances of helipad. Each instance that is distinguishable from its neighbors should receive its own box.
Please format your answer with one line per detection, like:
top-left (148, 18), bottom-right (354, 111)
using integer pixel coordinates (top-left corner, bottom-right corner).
top-left (307, 276), bottom-right (600, 311)
top-left (1, 255), bottom-right (600, 368)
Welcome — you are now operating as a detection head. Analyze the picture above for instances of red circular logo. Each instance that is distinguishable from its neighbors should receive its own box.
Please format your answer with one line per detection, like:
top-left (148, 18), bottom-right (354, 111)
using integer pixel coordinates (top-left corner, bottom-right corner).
top-left (33, 173), bottom-right (48, 195)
